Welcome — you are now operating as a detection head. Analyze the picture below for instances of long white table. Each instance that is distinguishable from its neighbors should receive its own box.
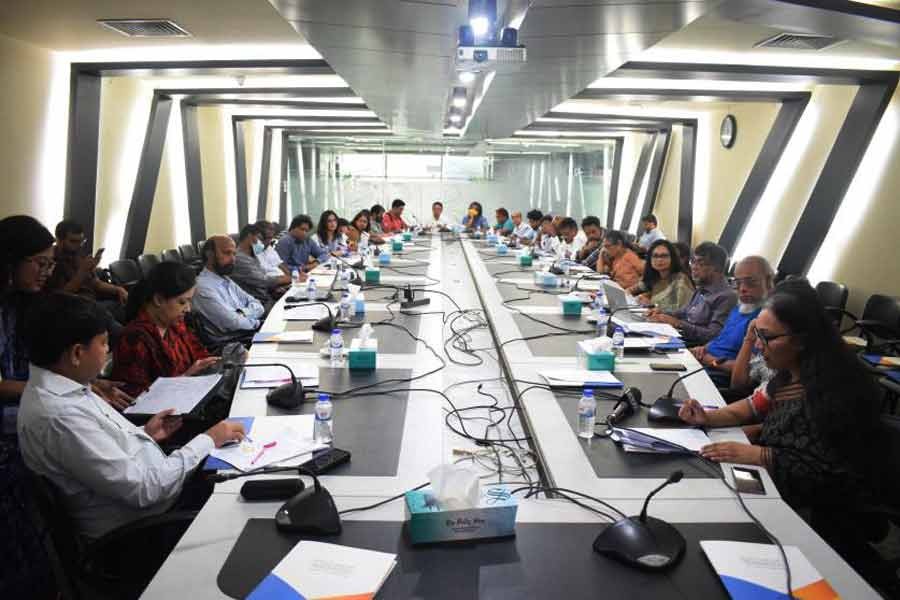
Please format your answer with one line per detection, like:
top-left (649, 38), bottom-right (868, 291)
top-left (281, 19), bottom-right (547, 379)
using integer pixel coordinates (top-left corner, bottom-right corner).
top-left (141, 233), bottom-right (878, 599)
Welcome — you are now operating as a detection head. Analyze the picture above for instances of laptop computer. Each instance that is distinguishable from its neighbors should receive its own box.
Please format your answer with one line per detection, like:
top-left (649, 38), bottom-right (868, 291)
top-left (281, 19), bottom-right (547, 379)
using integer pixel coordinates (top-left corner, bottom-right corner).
top-left (602, 281), bottom-right (647, 323)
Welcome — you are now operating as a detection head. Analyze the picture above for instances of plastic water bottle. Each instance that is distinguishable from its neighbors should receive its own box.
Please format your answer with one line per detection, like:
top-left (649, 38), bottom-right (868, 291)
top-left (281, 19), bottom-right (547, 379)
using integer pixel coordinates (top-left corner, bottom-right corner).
top-left (612, 326), bottom-right (626, 359)
top-left (313, 393), bottom-right (334, 445)
top-left (307, 277), bottom-right (317, 300)
top-left (577, 388), bottom-right (597, 439)
top-left (291, 268), bottom-right (301, 287)
top-left (595, 305), bottom-right (610, 338)
top-left (339, 293), bottom-right (351, 321)
top-left (329, 328), bottom-right (344, 366)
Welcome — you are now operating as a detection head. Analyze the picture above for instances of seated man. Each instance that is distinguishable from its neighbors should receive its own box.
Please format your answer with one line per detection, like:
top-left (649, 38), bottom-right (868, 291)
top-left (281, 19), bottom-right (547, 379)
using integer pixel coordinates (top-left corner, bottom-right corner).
top-left (557, 217), bottom-right (587, 259)
top-left (598, 230), bottom-right (644, 289)
top-left (381, 198), bottom-right (407, 233)
top-left (18, 292), bottom-right (244, 541)
top-left (254, 220), bottom-right (289, 278)
top-left (426, 201), bottom-right (449, 231)
top-left (231, 224), bottom-right (290, 304)
top-left (575, 216), bottom-right (604, 267)
top-left (637, 213), bottom-right (665, 250)
top-left (537, 215), bottom-right (560, 255)
top-left (47, 219), bottom-right (129, 334)
top-left (494, 207), bottom-right (514, 233)
top-left (648, 241), bottom-right (736, 346)
top-left (193, 235), bottom-right (266, 343)
top-left (519, 209), bottom-right (543, 246)
top-left (275, 214), bottom-right (330, 271)
top-left (690, 256), bottom-right (774, 386)
top-left (509, 210), bottom-right (534, 243)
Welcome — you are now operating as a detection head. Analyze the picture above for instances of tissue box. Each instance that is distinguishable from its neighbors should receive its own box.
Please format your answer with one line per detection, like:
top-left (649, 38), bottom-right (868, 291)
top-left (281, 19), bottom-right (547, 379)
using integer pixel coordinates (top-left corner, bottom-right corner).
top-left (365, 267), bottom-right (381, 283)
top-left (577, 340), bottom-right (616, 371)
top-left (496, 243), bottom-right (508, 255)
top-left (486, 233), bottom-right (498, 246)
top-left (348, 338), bottom-right (377, 370)
top-left (519, 254), bottom-right (533, 267)
top-left (405, 485), bottom-right (517, 544)
top-left (559, 296), bottom-right (583, 316)
top-left (402, 232), bottom-right (413, 241)
top-left (535, 272), bottom-right (560, 288)
top-left (392, 240), bottom-right (404, 252)
top-left (378, 252), bottom-right (391, 265)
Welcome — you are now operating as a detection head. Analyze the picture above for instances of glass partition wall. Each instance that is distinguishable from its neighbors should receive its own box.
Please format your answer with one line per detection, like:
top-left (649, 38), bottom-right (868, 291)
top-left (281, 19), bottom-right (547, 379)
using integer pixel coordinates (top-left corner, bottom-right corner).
top-left (285, 139), bottom-right (615, 225)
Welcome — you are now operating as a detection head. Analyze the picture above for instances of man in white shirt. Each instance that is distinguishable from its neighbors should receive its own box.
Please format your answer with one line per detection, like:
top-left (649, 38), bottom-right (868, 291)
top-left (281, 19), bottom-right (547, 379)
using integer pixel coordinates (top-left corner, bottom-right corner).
top-left (254, 220), bottom-right (290, 277)
top-left (538, 215), bottom-right (560, 255)
top-left (425, 201), bottom-right (449, 231)
top-left (557, 217), bottom-right (587, 259)
top-left (510, 211), bottom-right (535, 243)
top-left (638, 213), bottom-right (665, 250)
top-left (17, 293), bottom-right (244, 540)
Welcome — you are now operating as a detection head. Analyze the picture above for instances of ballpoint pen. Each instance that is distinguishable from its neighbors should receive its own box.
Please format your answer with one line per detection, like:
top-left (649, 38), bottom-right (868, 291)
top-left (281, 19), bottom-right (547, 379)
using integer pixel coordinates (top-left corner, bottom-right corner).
top-left (250, 441), bottom-right (277, 465)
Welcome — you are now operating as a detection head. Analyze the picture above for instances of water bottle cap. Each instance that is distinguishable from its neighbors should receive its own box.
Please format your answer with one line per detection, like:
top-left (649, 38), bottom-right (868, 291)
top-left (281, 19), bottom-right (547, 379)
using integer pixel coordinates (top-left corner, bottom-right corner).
top-left (332, 328), bottom-right (342, 335)
top-left (615, 325), bottom-right (624, 332)
top-left (317, 393), bottom-right (330, 402)
top-left (583, 388), bottom-right (594, 396)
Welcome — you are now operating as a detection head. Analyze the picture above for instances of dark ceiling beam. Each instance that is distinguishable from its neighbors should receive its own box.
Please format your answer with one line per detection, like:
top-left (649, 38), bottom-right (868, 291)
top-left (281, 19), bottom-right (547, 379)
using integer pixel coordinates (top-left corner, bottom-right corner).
top-left (524, 122), bottom-right (666, 133)
top-left (285, 131), bottom-right (394, 138)
top-left (230, 115), bottom-right (382, 123)
top-left (156, 87), bottom-right (357, 98)
top-left (574, 89), bottom-right (810, 102)
top-left (610, 61), bottom-right (894, 85)
top-left (542, 111), bottom-right (699, 125)
top-left (185, 98), bottom-right (371, 111)
top-left (73, 59), bottom-right (334, 77)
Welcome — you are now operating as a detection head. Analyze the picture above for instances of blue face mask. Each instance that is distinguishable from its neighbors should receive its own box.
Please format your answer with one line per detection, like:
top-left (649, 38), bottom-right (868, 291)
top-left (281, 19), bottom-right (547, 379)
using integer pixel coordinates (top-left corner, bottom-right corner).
top-left (252, 241), bottom-right (265, 256)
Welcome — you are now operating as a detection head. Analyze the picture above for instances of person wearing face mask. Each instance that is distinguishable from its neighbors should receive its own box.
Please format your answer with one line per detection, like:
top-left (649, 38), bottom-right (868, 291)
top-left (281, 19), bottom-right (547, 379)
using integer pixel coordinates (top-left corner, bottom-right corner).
top-left (254, 220), bottom-right (290, 278)
top-left (689, 256), bottom-right (774, 386)
top-left (231, 224), bottom-right (291, 304)
top-left (192, 235), bottom-right (265, 345)
top-left (112, 262), bottom-right (220, 397)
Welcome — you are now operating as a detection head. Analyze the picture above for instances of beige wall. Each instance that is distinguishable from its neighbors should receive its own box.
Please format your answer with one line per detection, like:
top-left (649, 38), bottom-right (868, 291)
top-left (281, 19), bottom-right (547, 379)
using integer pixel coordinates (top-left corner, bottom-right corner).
top-left (0, 34), bottom-right (67, 227)
top-left (613, 132), bottom-right (651, 227)
top-left (654, 125), bottom-right (682, 238)
top-left (196, 105), bottom-right (234, 237)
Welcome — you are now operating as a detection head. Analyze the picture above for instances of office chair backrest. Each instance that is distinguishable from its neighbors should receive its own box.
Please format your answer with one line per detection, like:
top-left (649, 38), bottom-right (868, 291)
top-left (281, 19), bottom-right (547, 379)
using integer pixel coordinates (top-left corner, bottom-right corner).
top-left (179, 244), bottom-right (199, 262)
top-left (107, 259), bottom-right (141, 287)
top-left (228, 233), bottom-right (240, 244)
top-left (25, 470), bottom-right (84, 600)
top-left (862, 294), bottom-right (900, 340)
top-left (816, 281), bottom-right (849, 329)
top-left (137, 254), bottom-right (161, 279)
top-left (161, 249), bottom-right (182, 263)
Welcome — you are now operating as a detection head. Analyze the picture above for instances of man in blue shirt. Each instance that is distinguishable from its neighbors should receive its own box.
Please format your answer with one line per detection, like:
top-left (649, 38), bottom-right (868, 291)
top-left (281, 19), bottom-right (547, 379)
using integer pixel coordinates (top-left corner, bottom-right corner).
top-left (275, 214), bottom-right (330, 270)
top-left (193, 235), bottom-right (266, 344)
top-left (494, 207), bottom-right (514, 233)
top-left (690, 256), bottom-right (774, 386)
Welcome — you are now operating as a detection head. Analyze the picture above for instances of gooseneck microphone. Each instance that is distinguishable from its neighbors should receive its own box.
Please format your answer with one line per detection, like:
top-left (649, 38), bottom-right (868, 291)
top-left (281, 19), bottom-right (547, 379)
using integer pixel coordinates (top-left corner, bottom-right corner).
top-left (243, 363), bottom-right (311, 410)
top-left (285, 301), bottom-right (338, 333)
top-left (639, 470), bottom-right (684, 522)
top-left (649, 366), bottom-right (707, 423)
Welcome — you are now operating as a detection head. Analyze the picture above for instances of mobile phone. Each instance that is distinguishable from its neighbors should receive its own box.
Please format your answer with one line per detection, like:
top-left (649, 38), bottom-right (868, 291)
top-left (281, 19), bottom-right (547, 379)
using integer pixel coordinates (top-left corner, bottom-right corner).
top-left (732, 467), bottom-right (766, 495)
top-left (299, 447), bottom-right (351, 475)
top-left (649, 362), bottom-right (687, 372)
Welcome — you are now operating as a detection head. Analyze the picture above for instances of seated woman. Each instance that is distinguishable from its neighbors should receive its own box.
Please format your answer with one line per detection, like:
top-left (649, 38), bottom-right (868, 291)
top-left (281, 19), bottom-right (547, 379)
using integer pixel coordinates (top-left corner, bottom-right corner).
top-left (112, 262), bottom-right (219, 397)
top-left (630, 239), bottom-right (693, 311)
top-left (679, 281), bottom-right (879, 516)
top-left (311, 210), bottom-right (345, 255)
top-left (347, 210), bottom-right (383, 250)
top-left (461, 201), bottom-right (489, 231)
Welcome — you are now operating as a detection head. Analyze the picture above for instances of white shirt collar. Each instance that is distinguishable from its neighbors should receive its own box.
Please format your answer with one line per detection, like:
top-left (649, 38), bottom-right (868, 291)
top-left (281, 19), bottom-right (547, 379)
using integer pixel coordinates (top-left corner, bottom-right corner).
top-left (29, 364), bottom-right (90, 397)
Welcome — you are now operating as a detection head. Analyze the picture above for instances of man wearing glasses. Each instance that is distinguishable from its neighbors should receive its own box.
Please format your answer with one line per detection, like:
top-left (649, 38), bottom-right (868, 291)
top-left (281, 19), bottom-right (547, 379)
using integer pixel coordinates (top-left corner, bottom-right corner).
top-left (689, 256), bottom-right (774, 385)
top-left (648, 241), bottom-right (736, 346)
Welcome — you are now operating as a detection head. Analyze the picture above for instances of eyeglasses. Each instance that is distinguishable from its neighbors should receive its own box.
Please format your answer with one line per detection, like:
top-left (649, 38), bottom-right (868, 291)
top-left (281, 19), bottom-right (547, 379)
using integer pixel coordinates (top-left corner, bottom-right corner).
top-left (650, 253), bottom-right (671, 260)
top-left (730, 277), bottom-right (762, 289)
top-left (754, 327), bottom-right (791, 349)
top-left (690, 258), bottom-right (712, 268)
top-left (26, 256), bottom-right (56, 272)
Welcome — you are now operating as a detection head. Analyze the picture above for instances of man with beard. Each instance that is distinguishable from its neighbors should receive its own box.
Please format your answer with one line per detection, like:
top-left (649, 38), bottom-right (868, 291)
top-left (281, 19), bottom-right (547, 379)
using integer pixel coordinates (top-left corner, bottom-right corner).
top-left (690, 255), bottom-right (774, 386)
top-left (192, 235), bottom-right (265, 344)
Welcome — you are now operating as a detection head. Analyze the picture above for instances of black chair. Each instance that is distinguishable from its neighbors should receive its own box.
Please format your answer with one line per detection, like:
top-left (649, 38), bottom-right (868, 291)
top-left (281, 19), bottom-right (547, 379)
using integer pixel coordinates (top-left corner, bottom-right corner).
top-left (137, 254), bottom-right (161, 279)
top-left (185, 310), bottom-right (255, 354)
top-left (160, 248), bottom-right (182, 263)
top-left (24, 470), bottom-right (197, 600)
top-left (815, 281), bottom-right (849, 330)
top-left (107, 259), bottom-right (142, 288)
top-left (179, 244), bottom-right (201, 264)
top-left (842, 294), bottom-right (900, 353)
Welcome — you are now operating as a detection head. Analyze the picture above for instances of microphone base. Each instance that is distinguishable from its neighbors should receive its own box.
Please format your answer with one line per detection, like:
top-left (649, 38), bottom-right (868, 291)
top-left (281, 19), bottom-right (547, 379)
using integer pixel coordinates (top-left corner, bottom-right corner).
top-left (266, 382), bottom-right (308, 410)
top-left (311, 317), bottom-right (336, 333)
top-left (648, 395), bottom-right (683, 424)
top-left (401, 298), bottom-right (430, 309)
top-left (593, 516), bottom-right (685, 571)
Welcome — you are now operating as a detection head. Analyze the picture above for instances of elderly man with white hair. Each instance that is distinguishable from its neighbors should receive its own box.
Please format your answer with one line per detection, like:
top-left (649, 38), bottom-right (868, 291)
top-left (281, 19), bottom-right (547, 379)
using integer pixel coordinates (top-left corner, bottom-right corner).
top-left (690, 255), bottom-right (775, 386)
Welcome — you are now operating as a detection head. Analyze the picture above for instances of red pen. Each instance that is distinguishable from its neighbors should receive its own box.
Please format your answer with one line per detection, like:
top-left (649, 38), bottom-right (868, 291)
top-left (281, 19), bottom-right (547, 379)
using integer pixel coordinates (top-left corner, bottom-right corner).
top-left (250, 441), bottom-right (277, 465)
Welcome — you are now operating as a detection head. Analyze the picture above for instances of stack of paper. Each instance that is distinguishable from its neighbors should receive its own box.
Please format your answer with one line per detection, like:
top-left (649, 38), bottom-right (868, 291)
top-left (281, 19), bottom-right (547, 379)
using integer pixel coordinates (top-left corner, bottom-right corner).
top-left (252, 331), bottom-right (315, 344)
top-left (241, 364), bottom-right (319, 389)
top-left (247, 541), bottom-right (397, 600)
top-left (617, 321), bottom-right (682, 338)
top-left (610, 427), bottom-right (710, 454)
top-left (700, 541), bottom-right (836, 600)
top-left (124, 374), bottom-right (222, 415)
top-left (208, 415), bottom-right (326, 472)
top-left (539, 369), bottom-right (623, 388)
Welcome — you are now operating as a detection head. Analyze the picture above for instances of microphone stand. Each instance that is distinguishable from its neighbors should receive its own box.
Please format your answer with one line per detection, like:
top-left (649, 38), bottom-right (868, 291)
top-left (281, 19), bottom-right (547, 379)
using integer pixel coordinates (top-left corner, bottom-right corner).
top-left (242, 363), bottom-right (312, 410)
top-left (648, 366), bottom-right (707, 423)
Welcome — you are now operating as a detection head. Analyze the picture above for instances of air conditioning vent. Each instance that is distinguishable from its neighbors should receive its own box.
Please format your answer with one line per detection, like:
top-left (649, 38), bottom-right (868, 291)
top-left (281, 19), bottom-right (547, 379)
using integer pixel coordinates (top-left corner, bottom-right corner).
top-left (755, 32), bottom-right (840, 51)
top-left (97, 19), bottom-right (192, 38)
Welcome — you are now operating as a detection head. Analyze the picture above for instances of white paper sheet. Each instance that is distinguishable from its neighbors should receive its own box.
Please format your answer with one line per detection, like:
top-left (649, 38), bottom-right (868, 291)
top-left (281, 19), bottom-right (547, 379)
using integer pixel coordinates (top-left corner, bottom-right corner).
top-left (283, 303), bottom-right (336, 321)
top-left (612, 427), bottom-right (710, 453)
top-left (124, 374), bottom-right (222, 414)
top-left (618, 321), bottom-right (682, 338)
top-left (208, 415), bottom-right (326, 472)
top-left (252, 331), bottom-right (315, 344)
top-left (241, 364), bottom-right (319, 389)
top-left (539, 369), bottom-right (622, 388)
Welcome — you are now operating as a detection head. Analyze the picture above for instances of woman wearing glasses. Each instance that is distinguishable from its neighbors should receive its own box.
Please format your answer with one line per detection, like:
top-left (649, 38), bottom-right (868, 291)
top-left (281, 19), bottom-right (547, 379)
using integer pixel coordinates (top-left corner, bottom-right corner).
top-left (630, 239), bottom-right (694, 311)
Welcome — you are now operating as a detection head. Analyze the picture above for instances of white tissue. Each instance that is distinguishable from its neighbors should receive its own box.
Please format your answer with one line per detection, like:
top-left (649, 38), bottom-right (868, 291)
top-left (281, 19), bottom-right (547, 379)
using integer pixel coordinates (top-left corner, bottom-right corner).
top-left (427, 464), bottom-right (481, 510)
top-left (359, 323), bottom-right (373, 343)
top-left (580, 336), bottom-right (613, 354)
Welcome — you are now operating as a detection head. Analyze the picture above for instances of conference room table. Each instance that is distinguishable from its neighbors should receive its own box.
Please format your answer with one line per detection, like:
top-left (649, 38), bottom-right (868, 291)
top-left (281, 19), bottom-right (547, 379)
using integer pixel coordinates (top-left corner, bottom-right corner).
top-left (141, 232), bottom-right (879, 599)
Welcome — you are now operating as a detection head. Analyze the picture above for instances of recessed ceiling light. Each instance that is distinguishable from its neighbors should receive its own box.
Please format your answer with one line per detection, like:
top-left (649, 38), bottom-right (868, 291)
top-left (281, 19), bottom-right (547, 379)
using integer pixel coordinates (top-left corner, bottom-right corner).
top-left (449, 113), bottom-right (463, 124)
top-left (452, 87), bottom-right (467, 108)
top-left (470, 16), bottom-right (490, 38)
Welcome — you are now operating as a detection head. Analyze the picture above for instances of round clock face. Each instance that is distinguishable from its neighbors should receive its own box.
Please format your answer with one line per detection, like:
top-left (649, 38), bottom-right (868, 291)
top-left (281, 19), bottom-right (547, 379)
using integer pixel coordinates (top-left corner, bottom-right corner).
top-left (720, 115), bottom-right (736, 149)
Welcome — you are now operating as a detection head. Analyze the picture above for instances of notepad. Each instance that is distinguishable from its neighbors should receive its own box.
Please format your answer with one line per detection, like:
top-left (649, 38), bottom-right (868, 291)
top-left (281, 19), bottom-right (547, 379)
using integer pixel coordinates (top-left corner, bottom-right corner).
top-left (539, 369), bottom-right (623, 388)
top-left (611, 427), bottom-right (710, 454)
top-left (240, 365), bottom-right (319, 389)
top-left (618, 321), bottom-right (682, 338)
top-left (700, 540), bottom-right (837, 600)
top-left (124, 374), bottom-right (222, 415)
top-left (246, 541), bottom-right (397, 600)
top-left (252, 331), bottom-right (315, 344)
top-left (208, 415), bottom-right (326, 472)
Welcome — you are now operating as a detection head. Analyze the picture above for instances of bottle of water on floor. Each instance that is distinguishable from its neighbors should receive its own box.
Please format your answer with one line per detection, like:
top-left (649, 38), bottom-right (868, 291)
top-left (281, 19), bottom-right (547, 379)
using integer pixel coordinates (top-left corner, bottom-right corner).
top-left (329, 328), bottom-right (344, 366)
top-left (577, 388), bottom-right (596, 439)
top-left (314, 393), bottom-right (334, 445)
top-left (612, 326), bottom-right (625, 359)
